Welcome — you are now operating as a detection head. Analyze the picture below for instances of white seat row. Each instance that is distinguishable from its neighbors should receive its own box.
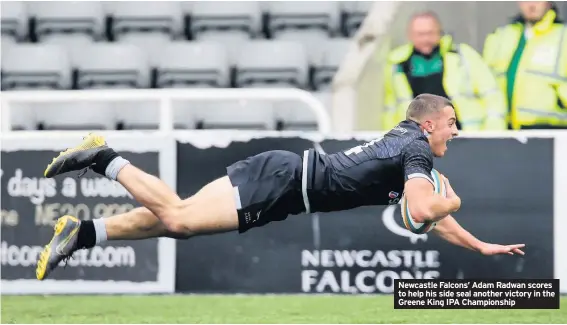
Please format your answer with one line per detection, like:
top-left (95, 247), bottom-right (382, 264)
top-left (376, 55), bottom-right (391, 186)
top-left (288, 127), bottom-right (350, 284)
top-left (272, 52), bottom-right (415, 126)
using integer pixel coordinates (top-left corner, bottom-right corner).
top-left (1, 1), bottom-right (372, 42)
top-left (7, 92), bottom-right (333, 131)
top-left (1, 39), bottom-right (351, 91)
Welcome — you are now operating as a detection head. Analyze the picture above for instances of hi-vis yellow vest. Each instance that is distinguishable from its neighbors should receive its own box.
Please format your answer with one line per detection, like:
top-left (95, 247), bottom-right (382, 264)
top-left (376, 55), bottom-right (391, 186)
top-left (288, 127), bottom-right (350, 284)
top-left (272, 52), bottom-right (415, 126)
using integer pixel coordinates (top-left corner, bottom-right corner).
top-left (483, 10), bottom-right (567, 129)
top-left (382, 35), bottom-right (507, 131)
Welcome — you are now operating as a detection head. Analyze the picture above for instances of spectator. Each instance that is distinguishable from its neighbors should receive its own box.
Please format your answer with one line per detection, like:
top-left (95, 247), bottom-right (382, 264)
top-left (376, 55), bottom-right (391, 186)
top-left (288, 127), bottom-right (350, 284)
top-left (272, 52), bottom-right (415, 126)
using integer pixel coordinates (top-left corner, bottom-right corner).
top-left (483, 1), bottom-right (566, 129)
top-left (382, 11), bottom-right (506, 131)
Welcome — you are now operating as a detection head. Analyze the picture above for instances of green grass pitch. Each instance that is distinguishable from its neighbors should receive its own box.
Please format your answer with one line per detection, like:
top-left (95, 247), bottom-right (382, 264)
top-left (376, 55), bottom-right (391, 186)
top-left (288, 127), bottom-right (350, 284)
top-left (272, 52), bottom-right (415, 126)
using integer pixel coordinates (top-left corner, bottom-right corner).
top-left (2, 295), bottom-right (566, 324)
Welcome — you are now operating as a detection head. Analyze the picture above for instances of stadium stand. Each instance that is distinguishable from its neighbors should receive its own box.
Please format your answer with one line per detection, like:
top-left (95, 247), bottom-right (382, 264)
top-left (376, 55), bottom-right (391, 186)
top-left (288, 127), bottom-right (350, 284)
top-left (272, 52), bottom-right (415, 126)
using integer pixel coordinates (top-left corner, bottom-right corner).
top-left (106, 1), bottom-right (185, 65)
top-left (73, 43), bottom-right (151, 89)
top-left (189, 1), bottom-right (262, 62)
top-left (266, 1), bottom-right (340, 63)
top-left (155, 41), bottom-right (231, 89)
top-left (1, 1), bottom-right (370, 131)
top-left (1, 1), bottom-right (27, 44)
top-left (29, 1), bottom-right (106, 42)
top-left (1, 43), bottom-right (72, 90)
top-left (235, 40), bottom-right (309, 89)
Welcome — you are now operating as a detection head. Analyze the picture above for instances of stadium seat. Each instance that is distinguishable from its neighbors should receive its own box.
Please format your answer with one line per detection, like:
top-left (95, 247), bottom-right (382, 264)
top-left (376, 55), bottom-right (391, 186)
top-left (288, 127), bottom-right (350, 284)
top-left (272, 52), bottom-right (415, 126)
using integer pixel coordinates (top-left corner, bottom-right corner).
top-left (235, 40), bottom-right (309, 89)
top-left (105, 2), bottom-right (184, 39)
top-left (6, 105), bottom-right (36, 131)
top-left (1, 44), bottom-right (72, 90)
top-left (118, 33), bottom-right (173, 66)
top-left (155, 41), bottom-right (230, 88)
top-left (34, 103), bottom-right (117, 131)
top-left (172, 101), bottom-right (197, 129)
top-left (41, 34), bottom-right (100, 64)
top-left (1, 35), bottom-right (17, 50)
top-left (341, 1), bottom-right (373, 36)
top-left (312, 38), bottom-right (352, 91)
top-left (190, 1), bottom-right (262, 63)
top-left (28, 1), bottom-right (105, 42)
top-left (1, 1), bottom-right (28, 43)
top-left (265, 1), bottom-right (340, 37)
top-left (194, 32), bottom-right (250, 66)
top-left (178, 101), bottom-right (277, 130)
top-left (72, 43), bottom-right (150, 89)
top-left (179, 1), bottom-right (194, 15)
top-left (190, 1), bottom-right (262, 37)
top-left (273, 29), bottom-right (330, 64)
top-left (105, 2), bottom-right (184, 66)
top-left (114, 102), bottom-right (160, 130)
top-left (274, 91), bottom-right (332, 130)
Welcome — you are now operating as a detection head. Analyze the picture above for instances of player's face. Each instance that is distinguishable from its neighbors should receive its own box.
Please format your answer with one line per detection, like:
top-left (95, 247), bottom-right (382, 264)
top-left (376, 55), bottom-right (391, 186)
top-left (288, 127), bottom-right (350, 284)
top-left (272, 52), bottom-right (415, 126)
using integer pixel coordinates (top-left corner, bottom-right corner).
top-left (423, 106), bottom-right (459, 157)
top-left (519, 1), bottom-right (550, 22)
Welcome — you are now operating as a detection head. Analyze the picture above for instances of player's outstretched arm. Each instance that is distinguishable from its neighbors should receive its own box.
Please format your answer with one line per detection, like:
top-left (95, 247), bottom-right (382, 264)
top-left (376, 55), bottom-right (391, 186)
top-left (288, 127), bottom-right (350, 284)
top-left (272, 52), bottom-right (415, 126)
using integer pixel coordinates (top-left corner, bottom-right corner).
top-left (433, 215), bottom-right (525, 256)
top-left (404, 177), bottom-right (461, 223)
top-left (402, 138), bottom-right (460, 223)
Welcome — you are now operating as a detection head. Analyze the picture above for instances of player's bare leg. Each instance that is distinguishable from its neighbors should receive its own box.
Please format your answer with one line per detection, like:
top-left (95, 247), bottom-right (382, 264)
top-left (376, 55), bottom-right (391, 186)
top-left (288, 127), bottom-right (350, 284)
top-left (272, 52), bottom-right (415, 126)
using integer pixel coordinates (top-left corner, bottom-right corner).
top-left (103, 206), bottom-right (190, 240)
top-left (37, 133), bottom-right (240, 280)
top-left (103, 174), bottom-right (239, 238)
top-left (113, 165), bottom-right (238, 235)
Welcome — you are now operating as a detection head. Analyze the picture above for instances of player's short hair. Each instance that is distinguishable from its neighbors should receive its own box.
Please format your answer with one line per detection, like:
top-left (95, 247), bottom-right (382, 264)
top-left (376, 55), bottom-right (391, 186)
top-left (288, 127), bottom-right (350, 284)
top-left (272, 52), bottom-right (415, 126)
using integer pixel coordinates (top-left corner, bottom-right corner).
top-left (406, 94), bottom-right (454, 122)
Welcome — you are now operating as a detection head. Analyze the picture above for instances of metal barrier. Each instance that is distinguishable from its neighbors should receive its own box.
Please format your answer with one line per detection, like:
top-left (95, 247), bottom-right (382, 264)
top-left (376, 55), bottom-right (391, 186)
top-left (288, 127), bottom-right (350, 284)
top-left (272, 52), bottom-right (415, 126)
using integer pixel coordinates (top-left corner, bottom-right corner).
top-left (0, 88), bottom-right (332, 134)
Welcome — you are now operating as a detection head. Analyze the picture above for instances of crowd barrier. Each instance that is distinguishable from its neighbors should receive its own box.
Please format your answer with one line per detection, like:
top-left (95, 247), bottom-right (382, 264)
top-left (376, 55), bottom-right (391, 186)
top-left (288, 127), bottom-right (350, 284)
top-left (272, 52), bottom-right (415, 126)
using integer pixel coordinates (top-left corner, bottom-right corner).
top-left (0, 88), bottom-right (332, 133)
top-left (1, 130), bottom-right (566, 295)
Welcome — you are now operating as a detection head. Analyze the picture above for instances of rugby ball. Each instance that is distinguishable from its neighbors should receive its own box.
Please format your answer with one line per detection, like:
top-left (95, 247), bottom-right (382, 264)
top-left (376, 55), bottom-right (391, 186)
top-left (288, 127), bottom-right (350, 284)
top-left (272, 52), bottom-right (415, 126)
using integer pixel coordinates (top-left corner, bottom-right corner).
top-left (401, 168), bottom-right (446, 234)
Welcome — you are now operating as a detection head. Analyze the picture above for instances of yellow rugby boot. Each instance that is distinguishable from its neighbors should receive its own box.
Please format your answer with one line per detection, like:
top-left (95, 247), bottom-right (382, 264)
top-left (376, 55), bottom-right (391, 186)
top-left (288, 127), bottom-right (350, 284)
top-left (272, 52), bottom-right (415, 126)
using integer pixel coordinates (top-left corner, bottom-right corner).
top-left (44, 133), bottom-right (108, 178)
top-left (36, 215), bottom-right (81, 280)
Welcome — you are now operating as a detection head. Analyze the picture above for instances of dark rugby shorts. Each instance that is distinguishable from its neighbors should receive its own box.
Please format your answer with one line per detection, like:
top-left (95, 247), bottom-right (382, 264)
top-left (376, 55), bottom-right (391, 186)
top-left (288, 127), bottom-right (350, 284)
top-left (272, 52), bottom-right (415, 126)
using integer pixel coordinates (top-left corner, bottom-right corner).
top-left (226, 150), bottom-right (306, 233)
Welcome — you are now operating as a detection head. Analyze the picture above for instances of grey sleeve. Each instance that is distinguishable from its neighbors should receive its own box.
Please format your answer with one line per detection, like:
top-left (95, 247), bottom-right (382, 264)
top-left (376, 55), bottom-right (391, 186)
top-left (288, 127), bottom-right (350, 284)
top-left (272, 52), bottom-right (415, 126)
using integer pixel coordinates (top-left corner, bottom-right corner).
top-left (402, 139), bottom-right (434, 185)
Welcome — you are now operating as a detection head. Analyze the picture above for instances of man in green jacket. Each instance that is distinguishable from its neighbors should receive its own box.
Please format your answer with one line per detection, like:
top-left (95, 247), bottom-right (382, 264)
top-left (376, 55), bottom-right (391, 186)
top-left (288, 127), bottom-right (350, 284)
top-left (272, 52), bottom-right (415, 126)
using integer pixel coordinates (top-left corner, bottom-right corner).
top-left (383, 12), bottom-right (507, 131)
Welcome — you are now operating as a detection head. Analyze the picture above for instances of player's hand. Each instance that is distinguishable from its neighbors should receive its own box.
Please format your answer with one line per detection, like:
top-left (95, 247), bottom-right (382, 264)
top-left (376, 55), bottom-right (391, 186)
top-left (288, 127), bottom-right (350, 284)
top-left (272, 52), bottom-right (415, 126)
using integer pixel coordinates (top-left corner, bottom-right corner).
top-left (478, 243), bottom-right (526, 256)
top-left (443, 175), bottom-right (457, 198)
top-left (442, 175), bottom-right (461, 212)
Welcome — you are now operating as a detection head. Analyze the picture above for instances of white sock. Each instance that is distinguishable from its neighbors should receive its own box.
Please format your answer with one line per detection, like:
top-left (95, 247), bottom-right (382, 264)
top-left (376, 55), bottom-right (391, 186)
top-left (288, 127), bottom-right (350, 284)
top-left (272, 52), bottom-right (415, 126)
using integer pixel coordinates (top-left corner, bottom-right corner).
top-left (93, 218), bottom-right (108, 245)
top-left (105, 157), bottom-right (130, 181)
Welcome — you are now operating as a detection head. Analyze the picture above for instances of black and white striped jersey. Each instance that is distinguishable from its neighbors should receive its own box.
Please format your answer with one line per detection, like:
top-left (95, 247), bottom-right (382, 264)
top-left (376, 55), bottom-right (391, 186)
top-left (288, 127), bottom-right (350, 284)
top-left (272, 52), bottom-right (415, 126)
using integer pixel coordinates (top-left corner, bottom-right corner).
top-left (302, 120), bottom-right (435, 213)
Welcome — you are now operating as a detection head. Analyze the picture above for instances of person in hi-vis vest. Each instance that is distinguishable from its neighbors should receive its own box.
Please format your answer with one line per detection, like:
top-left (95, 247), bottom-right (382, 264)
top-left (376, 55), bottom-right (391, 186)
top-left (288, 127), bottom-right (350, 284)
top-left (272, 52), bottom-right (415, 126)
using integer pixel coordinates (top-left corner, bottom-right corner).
top-left (382, 12), bottom-right (507, 131)
top-left (483, 1), bottom-right (567, 129)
